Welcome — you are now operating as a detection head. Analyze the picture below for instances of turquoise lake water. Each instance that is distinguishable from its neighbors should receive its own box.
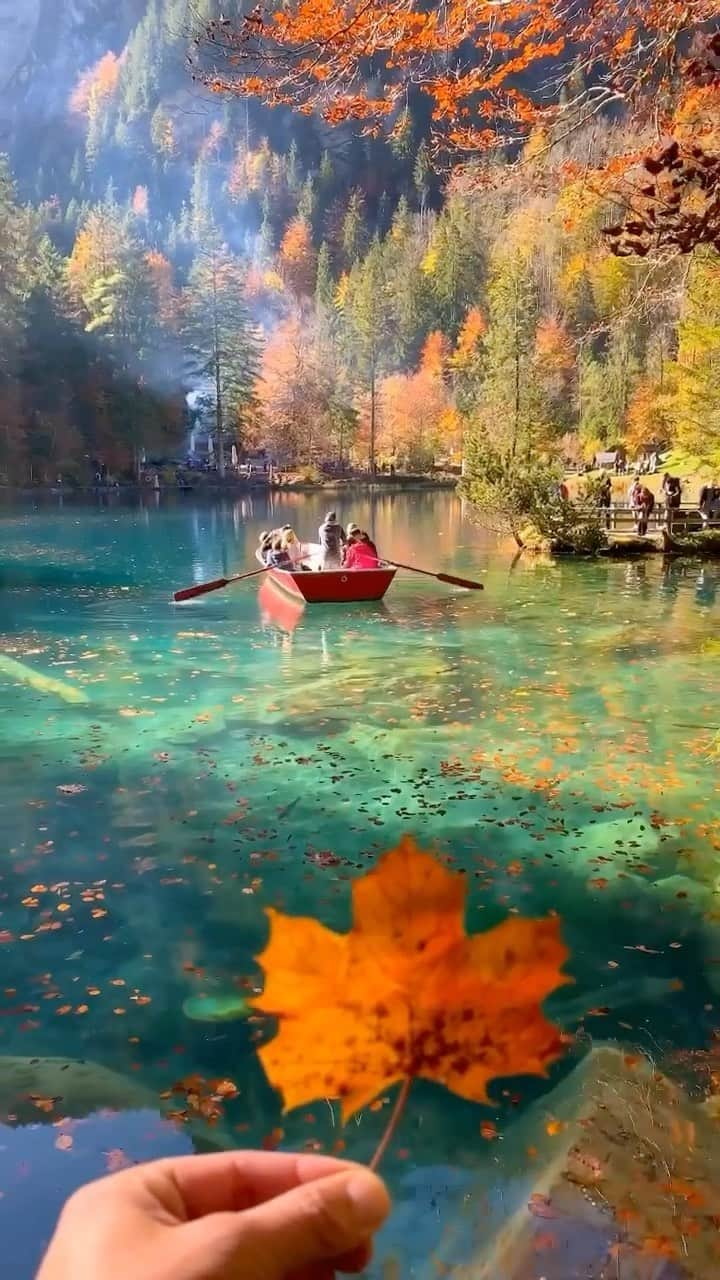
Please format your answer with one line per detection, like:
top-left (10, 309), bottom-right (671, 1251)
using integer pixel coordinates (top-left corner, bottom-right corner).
top-left (0, 490), bottom-right (719, 1275)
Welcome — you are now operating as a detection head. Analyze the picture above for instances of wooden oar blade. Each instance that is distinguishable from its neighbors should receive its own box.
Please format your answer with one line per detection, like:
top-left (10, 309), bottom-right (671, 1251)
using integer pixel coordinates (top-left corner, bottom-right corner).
top-left (437, 572), bottom-right (484, 590)
top-left (173, 577), bottom-right (228, 603)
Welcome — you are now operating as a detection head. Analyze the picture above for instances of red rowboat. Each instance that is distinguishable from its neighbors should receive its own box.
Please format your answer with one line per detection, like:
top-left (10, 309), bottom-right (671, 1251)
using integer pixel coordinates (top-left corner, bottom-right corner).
top-left (256, 543), bottom-right (396, 604)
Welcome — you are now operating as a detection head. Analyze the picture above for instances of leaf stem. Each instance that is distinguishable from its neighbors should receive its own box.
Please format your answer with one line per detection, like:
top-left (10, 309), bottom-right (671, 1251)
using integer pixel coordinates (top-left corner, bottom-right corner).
top-left (369, 1076), bottom-right (412, 1172)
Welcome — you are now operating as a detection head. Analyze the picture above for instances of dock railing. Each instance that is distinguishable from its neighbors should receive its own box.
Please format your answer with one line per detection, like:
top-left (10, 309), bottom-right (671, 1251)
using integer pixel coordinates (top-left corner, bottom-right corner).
top-left (595, 503), bottom-right (720, 534)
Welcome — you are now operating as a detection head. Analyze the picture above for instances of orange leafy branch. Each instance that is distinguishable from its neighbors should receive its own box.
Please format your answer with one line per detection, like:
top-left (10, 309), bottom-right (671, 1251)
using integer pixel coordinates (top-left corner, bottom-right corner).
top-left (190, 1), bottom-right (718, 162)
top-left (252, 837), bottom-right (570, 1141)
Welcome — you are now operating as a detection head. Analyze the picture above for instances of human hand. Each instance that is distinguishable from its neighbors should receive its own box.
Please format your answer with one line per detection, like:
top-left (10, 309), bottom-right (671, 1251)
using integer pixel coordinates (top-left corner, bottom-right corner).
top-left (37, 1150), bottom-right (391, 1280)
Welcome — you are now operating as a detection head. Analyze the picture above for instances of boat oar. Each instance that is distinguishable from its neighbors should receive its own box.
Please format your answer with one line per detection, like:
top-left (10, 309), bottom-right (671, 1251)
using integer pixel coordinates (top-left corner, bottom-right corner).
top-left (173, 565), bottom-right (270, 603)
top-left (389, 560), bottom-right (484, 590)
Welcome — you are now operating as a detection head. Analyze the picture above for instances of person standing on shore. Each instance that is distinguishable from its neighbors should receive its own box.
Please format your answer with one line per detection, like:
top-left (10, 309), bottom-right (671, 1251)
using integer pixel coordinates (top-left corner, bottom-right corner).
top-left (636, 484), bottom-right (655, 536)
top-left (662, 472), bottom-right (682, 527)
top-left (699, 483), bottom-right (720, 526)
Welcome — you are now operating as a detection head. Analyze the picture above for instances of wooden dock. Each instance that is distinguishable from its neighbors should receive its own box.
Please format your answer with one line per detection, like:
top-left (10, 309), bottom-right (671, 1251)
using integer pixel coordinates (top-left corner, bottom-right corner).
top-left (603, 504), bottom-right (720, 537)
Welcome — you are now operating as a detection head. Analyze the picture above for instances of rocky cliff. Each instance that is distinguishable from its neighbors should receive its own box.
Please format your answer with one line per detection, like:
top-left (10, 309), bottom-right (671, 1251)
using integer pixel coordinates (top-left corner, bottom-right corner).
top-left (0, 0), bottom-right (142, 136)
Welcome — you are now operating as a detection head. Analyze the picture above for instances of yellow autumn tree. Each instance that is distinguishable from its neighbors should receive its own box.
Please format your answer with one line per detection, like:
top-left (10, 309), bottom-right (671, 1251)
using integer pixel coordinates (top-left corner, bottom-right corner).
top-left (667, 250), bottom-right (720, 467)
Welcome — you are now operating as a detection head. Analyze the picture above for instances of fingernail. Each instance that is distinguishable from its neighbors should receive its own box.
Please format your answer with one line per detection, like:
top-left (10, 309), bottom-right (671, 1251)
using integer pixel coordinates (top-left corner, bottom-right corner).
top-left (346, 1172), bottom-right (391, 1230)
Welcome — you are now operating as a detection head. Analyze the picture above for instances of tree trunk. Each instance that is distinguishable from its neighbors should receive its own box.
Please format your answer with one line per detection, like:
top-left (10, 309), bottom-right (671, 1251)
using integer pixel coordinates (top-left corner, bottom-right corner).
top-left (369, 351), bottom-right (376, 475)
top-left (215, 352), bottom-right (225, 478)
top-left (211, 263), bottom-right (225, 479)
top-left (512, 285), bottom-right (520, 458)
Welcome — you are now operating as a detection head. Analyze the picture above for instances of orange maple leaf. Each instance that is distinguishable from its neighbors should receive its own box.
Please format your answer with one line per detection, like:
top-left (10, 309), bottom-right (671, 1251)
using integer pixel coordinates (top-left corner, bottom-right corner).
top-left (253, 836), bottom-right (570, 1119)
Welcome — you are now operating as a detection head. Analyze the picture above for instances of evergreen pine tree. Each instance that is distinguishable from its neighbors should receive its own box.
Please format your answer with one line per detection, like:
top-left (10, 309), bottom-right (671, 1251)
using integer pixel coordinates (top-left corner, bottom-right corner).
top-left (413, 141), bottom-right (432, 212)
top-left (376, 192), bottom-right (391, 236)
top-left (286, 140), bottom-right (301, 196)
top-left (318, 151), bottom-right (335, 199)
top-left (184, 244), bottom-right (260, 472)
top-left (258, 214), bottom-right (275, 264)
top-left (390, 107), bottom-right (414, 162)
top-left (341, 238), bottom-right (391, 472)
top-left (315, 241), bottom-right (334, 312)
top-left (298, 176), bottom-right (317, 227)
top-left (479, 248), bottom-right (539, 456)
top-left (190, 157), bottom-right (215, 244)
top-left (341, 190), bottom-right (368, 267)
top-left (70, 152), bottom-right (84, 190)
top-left (119, 0), bottom-right (162, 122)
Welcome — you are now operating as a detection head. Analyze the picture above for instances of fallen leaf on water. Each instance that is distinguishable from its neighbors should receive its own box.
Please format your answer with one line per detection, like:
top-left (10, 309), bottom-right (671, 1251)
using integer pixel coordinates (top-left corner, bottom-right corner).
top-left (213, 1080), bottom-right (239, 1099)
top-left (29, 1096), bottom-right (56, 1114)
top-left (528, 1192), bottom-right (559, 1219)
top-left (252, 836), bottom-right (569, 1118)
top-left (55, 1134), bottom-right (73, 1151)
top-left (104, 1149), bottom-right (131, 1173)
top-left (534, 1231), bottom-right (558, 1250)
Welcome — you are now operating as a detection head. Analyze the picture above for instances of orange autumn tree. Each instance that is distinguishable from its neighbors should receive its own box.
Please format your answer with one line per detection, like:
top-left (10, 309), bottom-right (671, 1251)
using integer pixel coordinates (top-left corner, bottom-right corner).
top-left (145, 250), bottom-right (178, 328)
top-left (380, 367), bottom-right (451, 469)
top-left (452, 307), bottom-right (486, 371)
top-left (279, 216), bottom-right (317, 299)
top-left (252, 837), bottom-right (569, 1158)
top-left (419, 329), bottom-right (450, 379)
top-left (69, 51), bottom-right (121, 119)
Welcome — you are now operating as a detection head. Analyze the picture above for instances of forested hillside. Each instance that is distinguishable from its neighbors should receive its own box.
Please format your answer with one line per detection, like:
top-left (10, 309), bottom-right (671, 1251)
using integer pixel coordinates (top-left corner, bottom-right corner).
top-left (0, 0), bottom-right (718, 483)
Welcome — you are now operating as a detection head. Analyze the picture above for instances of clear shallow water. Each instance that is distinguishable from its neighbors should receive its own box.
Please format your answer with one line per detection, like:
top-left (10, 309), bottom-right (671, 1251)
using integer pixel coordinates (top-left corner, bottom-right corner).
top-left (0, 491), bottom-right (719, 1275)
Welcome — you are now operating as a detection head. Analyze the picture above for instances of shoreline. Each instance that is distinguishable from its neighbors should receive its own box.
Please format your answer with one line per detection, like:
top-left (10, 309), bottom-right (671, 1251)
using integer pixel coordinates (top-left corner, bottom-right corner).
top-left (0, 475), bottom-right (458, 500)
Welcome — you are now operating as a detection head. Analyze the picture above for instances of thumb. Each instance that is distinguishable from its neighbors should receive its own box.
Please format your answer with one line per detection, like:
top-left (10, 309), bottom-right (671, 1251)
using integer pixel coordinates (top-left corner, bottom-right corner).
top-left (203, 1166), bottom-right (390, 1280)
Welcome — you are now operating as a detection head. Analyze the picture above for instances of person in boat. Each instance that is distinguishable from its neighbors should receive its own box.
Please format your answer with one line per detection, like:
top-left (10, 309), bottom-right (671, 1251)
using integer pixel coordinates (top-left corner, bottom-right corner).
top-left (258, 531), bottom-right (274, 564)
top-left (267, 537), bottom-right (294, 569)
top-left (345, 531), bottom-right (381, 569)
top-left (345, 522), bottom-right (379, 556)
top-left (280, 526), bottom-right (301, 562)
top-left (318, 511), bottom-right (346, 570)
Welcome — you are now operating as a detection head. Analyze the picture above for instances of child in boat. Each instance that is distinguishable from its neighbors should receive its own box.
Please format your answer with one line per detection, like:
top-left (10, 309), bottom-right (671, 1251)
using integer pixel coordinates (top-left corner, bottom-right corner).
top-left (280, 526), bottom-right (310, 570)
top-left (267, 537), bottom-right (294, 569)
top-left (280, 527), bottom-right (301, 561)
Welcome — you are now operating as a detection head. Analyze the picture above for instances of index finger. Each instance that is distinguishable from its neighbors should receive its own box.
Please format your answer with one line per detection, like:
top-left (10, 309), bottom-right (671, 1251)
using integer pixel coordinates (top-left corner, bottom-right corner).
top-left (141, 1151), bottom-right (363, 1220)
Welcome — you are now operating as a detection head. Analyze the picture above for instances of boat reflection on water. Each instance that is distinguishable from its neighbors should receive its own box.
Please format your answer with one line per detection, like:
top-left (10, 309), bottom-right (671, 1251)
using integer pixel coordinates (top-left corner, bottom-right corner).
top-left (258, 579), bottom-right (402, 676)
top-left (258, 576), bottom-right (306, 634)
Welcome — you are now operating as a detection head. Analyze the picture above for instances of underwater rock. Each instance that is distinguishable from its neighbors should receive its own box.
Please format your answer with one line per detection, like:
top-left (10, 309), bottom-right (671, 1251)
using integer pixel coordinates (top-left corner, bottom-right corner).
top-left (0, 1055), bottom-right (157, 1123)
top-left (0, 1055), bottom-right (237, 1153)
top-left (182, 992), bottom-right (250, 1022)
top-left (448, 1045), bottom-right (720, 1280)
top-left (0, 654), bottom-right (88, 705)
top-left (651, 873), bottom-right (713, 913)
top-left (566, 814), bottom-right (661, 872)
top-left (548, 975), bottom-right (682, 1029)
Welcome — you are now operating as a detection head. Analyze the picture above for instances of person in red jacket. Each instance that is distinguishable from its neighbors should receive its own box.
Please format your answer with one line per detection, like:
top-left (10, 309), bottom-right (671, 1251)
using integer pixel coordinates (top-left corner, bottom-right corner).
top-left (344, 527), bottom-right (380, 568)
